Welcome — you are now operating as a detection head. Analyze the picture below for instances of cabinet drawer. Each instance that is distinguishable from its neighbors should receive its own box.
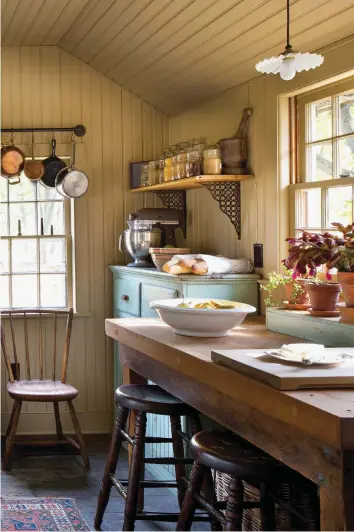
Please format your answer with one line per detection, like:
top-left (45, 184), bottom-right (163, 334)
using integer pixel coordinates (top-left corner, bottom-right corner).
top-left (114, 278), bottom-right (140, 316)
top-left (141, 284), bottom-right (178, 318)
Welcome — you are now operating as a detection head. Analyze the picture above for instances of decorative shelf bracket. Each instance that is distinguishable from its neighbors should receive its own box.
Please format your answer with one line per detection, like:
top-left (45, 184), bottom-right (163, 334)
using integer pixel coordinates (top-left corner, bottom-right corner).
top-left (201, 181), bottom-right (241, 239)
top-left (154, 190), bottom-right (187, 238)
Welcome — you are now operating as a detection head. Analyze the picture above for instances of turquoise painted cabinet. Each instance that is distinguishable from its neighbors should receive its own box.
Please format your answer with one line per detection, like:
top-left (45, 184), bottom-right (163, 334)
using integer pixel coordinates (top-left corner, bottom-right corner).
top-left (110, 265), bottom-right (260, 481)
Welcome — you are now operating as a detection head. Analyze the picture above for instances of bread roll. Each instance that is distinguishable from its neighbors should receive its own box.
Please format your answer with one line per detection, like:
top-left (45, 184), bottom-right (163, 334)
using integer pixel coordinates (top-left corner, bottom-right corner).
top-left (162, 263), bottom-right (193, 274)
top-left (192, 260), bottom-right (208, 275)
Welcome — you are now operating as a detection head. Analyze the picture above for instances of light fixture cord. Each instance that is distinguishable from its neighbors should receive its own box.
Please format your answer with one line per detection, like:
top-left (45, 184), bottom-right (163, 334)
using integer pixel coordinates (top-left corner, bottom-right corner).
top-left (286, 0), bottom-right (291, 49)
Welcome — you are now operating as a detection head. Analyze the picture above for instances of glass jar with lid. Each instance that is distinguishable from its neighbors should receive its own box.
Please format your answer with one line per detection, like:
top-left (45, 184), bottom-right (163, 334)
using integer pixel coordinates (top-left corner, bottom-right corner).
top-left (203, 145), bottom-right (222, 175)
top-left (140, 163), bottom-right (149, 187)
top-left (186, 138), bottom-right (206, 177)
top-left (164, 147), bottom-right (175, 182)
top-left (148, 160), bottom-right (158, 185)
top-left (171, 146), bottom-right (178, 181)
top-left (176, 141), bottom-right (190, 180)
top-left (158, 152), bottom-right (166, 183)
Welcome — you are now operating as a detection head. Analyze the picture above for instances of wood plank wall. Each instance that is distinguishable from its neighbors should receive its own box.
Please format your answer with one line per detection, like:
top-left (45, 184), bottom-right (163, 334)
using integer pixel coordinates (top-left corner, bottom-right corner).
top-left (169, 38), bottom-right (354, 275)
top-left (1, 46), bottom-right (168, 434)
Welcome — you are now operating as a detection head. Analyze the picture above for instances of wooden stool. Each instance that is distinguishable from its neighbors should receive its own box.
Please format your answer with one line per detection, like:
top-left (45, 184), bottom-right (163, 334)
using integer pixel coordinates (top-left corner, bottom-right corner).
top-left (94, 384), bottom-right (213, 531)
top-left (177, 430), bottom-right (295, 531)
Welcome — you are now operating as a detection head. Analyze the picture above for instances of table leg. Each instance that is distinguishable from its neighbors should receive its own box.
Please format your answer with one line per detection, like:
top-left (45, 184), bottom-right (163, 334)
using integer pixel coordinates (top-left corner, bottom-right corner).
top-left (123, 364), bottom-right (147, 513)
top-left (319, 451), bottom-right (354, 531)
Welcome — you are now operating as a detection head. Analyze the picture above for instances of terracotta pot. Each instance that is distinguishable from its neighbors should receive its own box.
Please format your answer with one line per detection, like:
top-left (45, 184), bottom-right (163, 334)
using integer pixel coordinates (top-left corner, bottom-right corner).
top-left (284, 279), bottom-right (310, 306)
top-left (337, 271), bottom-right (354, 308)
top-left (306, 282), bottom-right (341, 311)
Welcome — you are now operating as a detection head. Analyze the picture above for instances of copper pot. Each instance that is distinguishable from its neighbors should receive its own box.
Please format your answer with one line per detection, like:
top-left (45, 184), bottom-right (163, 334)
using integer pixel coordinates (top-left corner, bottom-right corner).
top-left (1, 135), bottom-right (25, 185)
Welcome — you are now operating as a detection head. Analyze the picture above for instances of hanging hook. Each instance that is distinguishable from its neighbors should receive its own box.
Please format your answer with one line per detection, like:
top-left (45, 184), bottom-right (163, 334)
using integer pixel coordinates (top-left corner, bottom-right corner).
top-left (52, 127), bottom-right (55, 140)
top-left (71, 128), bottom-right (75, 143)
top-left (31, 128), bottom-right (35, 145)
top-left (10, 129), bottom-right (14, 144)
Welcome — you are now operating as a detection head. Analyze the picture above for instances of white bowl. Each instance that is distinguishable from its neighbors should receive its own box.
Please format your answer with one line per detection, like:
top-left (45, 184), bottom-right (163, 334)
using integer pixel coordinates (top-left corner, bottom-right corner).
top-left (149, 298), bottom-right (257, 337)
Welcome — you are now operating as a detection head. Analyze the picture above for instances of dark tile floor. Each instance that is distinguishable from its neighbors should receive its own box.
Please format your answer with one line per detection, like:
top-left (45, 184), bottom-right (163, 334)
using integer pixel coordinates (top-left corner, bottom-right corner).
top-left (1, 436), bottom-right (209, 532)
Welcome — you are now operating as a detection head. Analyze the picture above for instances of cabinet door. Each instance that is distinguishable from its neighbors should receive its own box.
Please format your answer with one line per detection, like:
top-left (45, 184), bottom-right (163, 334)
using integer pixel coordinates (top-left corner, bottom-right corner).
top-left (141, 284), bottom-right (178, 318)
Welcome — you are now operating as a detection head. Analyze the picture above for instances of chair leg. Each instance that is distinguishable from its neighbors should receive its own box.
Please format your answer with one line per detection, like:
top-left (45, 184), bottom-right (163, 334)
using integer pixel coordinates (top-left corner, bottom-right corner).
top-left (2, 399), bottom-right (22, 471)
top-left (260, 482), bottom-right (276, 531)
top-left (94, 404), bottom-right (129, 530)
top-left (225, 476), bottom-right (244, 531)
top-left (170, 415), bottom-right (187, 509)
top-left (176, 461), bottom-right (206, 531)
top-left (67, 400), bottom-right (90, 471)
top-left (53, 402), bottom-right (63, 440)
top-left (123, 411), bottom-right (147, 532)
top-left (4, 401), bottom-right (17, 444)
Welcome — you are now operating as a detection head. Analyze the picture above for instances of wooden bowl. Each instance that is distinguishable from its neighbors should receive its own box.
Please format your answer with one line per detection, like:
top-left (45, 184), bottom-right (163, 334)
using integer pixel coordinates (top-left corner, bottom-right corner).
top-left (149, 248), bottom-right (191, 271)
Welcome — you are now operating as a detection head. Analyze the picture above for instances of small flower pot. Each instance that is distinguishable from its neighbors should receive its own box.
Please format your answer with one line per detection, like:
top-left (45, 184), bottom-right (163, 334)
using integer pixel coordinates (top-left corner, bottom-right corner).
top-left (337, 271), bottom-right (354, 308)
top-left (284, 279), bottom-right (310, 306)
top-left (306, 282), bottom-right (341, 312)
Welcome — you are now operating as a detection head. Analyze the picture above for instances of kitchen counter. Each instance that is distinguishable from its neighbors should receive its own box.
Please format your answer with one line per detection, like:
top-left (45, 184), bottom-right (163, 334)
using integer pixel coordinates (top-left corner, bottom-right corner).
top-left (106, 315), bottom-right (354, 531)
top-left (110, 265), bottom-right (260, 281)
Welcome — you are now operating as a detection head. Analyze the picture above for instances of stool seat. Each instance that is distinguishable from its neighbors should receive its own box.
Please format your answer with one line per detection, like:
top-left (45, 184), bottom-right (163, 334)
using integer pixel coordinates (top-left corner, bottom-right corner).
top-left (192, 431), bottom-right (280, 478)
top-left (116, 384), bottom-right (194, 415)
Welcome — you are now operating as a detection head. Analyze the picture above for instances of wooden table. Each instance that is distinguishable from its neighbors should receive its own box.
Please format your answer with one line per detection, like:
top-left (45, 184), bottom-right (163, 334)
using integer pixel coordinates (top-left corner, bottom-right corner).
top-left (106, 316), bottom-right (354, 531)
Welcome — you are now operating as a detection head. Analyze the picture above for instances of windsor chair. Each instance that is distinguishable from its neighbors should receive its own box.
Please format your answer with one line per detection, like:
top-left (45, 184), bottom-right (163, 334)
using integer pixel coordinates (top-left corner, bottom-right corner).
top-left (1, 308), bottom-right (90, 471)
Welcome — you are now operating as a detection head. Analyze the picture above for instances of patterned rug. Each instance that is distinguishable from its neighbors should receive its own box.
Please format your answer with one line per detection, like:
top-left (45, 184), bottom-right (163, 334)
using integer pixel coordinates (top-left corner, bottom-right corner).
top-left (1, 498), bottom-right (90, 531)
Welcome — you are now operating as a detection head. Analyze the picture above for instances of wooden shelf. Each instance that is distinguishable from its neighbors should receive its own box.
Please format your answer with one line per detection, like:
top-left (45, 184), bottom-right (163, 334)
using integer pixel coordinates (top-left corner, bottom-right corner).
top-left (130, 174), bottom-right (254, 192)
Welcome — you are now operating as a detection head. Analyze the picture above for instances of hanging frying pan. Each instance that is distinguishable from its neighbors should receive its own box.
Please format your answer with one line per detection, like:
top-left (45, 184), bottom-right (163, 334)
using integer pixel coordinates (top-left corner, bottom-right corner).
top-left (40, 137), bottom-right (66, 188)
top-left (24, 132), bottom-right (44, 182)
top-left (1, 133), bottom-right (24, 185)
top-left (55, 137), bottom-right (88, 199)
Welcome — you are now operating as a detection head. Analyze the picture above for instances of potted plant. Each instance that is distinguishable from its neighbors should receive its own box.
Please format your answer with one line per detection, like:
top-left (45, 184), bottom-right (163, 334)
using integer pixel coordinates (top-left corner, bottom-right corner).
top-left (326, 223), bottom-right (354, 308)
top-left (260, 267), bottom-right (309, 308)
top-left (283, 228), bottom-right (342, 313)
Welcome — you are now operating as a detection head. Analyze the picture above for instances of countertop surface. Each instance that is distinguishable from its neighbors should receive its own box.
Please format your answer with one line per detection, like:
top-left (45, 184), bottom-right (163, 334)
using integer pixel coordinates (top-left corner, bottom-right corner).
top-left (109, 264), bottom-right (260, 280)
top-left (106, 315), bottom-right (354, 451)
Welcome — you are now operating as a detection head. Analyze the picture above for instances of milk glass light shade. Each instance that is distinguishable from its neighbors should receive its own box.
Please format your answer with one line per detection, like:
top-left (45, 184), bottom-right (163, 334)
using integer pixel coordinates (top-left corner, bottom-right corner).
top-left (255, 0), bottom-right (324, 81)
top-left (256, 49), bottom-right (324, 81)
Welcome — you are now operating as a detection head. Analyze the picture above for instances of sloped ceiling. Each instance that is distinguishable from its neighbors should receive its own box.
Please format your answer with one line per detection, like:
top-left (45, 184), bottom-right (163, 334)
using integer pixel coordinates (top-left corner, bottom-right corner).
top-left (2, 0), bottom-right (354, 115)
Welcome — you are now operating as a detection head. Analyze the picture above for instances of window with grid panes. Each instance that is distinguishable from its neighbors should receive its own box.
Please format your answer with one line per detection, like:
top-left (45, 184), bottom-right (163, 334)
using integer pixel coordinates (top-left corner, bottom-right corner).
top-left (291, 79), bottom-right (354, 238)
top-left (0, 173), bottom-right (72, 309)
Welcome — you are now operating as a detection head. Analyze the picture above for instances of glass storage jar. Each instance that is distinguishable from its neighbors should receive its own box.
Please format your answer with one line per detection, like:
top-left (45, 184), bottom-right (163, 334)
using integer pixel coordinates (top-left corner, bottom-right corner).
top-left (158, 152), bottom-right (166, 183)
top-left (203, 146), bottom-right (222, 175)
top-left (140, 163), bottom-right (149, 187)
top-left (176, 142), bottom-right (189, 180)
top-left (186, 138), bottom-right (206, 177)
top-left (171, 150), bottom-right (178, 181)
top-left (164, 148), bottom-right (174, 182)
top-left (148, 160), bottom-right (158, 185)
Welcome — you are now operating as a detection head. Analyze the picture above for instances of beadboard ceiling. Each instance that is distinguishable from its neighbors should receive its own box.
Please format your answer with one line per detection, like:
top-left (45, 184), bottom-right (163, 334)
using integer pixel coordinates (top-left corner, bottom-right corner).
top-left (2, 0), bottom-right (354, 115)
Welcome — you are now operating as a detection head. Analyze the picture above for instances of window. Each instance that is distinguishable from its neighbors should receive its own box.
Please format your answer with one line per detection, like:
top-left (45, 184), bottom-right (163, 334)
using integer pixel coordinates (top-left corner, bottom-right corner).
top-left (0, 174), bottom-right (72, 309)
top-left (290, 79), bottom-right (354, 237)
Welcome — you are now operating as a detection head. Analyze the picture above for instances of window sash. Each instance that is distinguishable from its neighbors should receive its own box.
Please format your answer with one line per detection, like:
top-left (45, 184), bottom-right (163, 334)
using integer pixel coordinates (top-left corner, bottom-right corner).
top-left (0, 179), bottom-right (72, 310)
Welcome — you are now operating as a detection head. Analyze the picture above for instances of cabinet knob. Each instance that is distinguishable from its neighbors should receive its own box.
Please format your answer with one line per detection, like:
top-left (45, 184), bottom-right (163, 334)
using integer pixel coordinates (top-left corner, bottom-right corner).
top-left (121, 295), bottom-right (129, 301)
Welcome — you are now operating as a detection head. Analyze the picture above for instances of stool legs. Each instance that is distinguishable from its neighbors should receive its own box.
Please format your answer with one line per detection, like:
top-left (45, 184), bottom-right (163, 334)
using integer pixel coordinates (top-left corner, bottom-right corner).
top-left (170, 415), bottom-right (187, 508)
top-left (94, 404), bottom-right (129, 530)
top-left (225, 476), bottom-right (244, 531)
top-left (176, 461), bottom-right (206, 531)
top-left (123, 411), bottom-right (147, 531)
top-left (259, 483), bottom-right (276, 531)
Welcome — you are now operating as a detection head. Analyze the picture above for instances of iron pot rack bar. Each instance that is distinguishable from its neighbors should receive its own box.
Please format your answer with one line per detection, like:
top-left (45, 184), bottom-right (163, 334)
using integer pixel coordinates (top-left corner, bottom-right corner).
top-left (2, 124), bottom-right (86, 137)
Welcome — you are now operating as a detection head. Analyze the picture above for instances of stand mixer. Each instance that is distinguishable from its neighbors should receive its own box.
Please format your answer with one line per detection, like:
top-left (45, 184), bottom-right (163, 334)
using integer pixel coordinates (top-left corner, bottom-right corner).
top-left (118, 208), bottom-right (183, 267)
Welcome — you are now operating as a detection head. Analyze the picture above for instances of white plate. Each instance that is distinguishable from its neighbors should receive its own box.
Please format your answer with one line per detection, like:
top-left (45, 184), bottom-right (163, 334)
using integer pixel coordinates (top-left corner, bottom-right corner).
top-left (264, 350), bottom-right (353, 366)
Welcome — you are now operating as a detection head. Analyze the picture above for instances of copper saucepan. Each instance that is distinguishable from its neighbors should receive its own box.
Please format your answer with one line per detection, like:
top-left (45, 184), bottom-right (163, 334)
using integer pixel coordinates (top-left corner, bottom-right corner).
top-left (1, 132), bottom-right (25, 185)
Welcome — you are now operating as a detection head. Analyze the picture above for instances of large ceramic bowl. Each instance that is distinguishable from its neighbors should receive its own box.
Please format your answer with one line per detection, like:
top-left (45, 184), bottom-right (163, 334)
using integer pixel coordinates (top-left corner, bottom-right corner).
top-left (149, 298), bottom-right (256, 337)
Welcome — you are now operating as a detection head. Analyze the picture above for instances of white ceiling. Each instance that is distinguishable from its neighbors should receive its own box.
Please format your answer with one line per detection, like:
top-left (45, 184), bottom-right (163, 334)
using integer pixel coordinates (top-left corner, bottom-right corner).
top-left (2, 0), bottom-right (354, 115)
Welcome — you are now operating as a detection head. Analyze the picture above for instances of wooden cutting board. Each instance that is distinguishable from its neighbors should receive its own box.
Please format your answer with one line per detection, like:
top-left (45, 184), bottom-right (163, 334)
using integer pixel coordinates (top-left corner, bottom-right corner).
top-left (211, 348), bottom-right (354, 390)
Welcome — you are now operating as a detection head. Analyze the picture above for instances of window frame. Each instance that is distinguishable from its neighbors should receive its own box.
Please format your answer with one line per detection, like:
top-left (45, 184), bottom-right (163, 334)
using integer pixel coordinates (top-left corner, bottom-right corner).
top-left (1, 164), bottom-right (73, 310)
top-left (290, 78), bottom-right (354, 237)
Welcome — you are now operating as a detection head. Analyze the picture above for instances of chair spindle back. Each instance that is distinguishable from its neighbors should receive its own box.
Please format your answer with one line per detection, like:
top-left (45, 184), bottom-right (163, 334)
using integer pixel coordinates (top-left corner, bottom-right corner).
top-left (1, 308), bottom-right (74, 383)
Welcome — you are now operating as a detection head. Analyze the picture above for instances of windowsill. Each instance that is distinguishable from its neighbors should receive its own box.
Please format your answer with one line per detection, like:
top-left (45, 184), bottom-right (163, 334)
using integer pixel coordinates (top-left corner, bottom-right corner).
top-left (1, 311), bottom-right (92, 319)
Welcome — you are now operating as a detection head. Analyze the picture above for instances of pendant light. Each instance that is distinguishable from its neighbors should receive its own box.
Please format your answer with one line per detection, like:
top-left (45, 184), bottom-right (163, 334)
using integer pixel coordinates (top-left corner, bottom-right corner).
top-left (255, 0), bottom-right (324, 81)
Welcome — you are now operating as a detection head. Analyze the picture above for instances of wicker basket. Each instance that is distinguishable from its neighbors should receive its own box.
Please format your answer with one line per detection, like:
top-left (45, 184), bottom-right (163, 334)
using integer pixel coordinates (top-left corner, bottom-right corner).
top-left (214, 471), bottom-right (319, 531)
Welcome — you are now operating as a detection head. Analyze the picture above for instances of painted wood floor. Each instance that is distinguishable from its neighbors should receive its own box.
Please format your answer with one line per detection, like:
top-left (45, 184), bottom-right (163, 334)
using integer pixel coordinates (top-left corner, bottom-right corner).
top-left (1, 436), bottom-right (208, 531)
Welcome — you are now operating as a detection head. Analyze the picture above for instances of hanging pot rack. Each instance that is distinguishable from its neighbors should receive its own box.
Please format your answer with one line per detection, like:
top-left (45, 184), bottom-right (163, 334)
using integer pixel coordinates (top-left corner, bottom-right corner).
top-left (2, 124), bottom-right (86, 137)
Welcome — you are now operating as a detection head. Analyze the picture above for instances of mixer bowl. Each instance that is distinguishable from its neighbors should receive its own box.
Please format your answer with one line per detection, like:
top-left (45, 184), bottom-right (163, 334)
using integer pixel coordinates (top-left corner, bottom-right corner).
top-left (123, 229), bottom-right (161, 267)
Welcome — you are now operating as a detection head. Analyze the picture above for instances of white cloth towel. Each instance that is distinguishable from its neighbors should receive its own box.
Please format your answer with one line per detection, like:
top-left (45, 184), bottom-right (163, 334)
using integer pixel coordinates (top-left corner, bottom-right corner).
top-left (168, 254), bottom-right (253, 274)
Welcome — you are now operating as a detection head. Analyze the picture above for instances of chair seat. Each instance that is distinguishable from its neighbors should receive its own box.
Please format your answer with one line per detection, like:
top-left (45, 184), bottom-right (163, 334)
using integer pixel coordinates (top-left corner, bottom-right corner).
top-left (115, 384), bottom-right (195, 415)
top-left (8, 380), bottom-right (78, 402)
top-left (191, 431), bottom-right (282, 479)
